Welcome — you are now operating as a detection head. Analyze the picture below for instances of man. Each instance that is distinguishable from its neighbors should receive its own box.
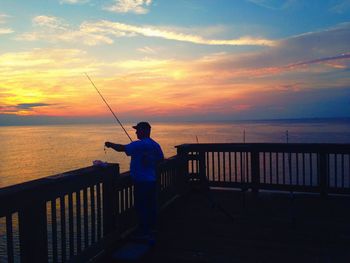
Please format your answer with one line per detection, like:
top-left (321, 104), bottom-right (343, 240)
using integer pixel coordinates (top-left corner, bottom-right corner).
top-left (105, 122), bottom-right (164, 242)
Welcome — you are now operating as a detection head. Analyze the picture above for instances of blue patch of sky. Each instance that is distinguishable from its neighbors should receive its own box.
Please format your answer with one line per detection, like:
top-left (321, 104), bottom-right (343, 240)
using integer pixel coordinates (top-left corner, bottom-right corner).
top-left (1, 1), bottom-right (349, 42)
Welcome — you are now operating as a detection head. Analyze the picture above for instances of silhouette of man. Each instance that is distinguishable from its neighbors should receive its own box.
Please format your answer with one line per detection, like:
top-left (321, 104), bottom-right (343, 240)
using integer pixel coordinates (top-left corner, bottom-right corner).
top-left (105, 122), bottom-right (164, 242)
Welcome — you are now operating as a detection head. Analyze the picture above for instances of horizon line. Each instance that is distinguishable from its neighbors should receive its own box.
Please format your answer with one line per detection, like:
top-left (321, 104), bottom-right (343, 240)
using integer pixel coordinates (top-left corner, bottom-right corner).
top-left (0, 115), bottom-right (349, 127)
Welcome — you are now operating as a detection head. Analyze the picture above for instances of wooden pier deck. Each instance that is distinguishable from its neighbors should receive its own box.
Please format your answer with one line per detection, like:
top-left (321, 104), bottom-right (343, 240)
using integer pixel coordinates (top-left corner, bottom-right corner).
top-left (106, 188), bottom-right (350, 263)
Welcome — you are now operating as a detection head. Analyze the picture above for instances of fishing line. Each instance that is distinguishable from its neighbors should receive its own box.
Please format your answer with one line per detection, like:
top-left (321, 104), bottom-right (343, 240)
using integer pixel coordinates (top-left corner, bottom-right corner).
top-left (85, 73), bottom-right (133, 142)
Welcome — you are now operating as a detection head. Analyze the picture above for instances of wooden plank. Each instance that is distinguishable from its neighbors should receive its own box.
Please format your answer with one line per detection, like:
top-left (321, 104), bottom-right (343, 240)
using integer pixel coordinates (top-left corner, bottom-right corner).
top-left (83, 188), bottom-right (89, 249)
top-left (229, 152), bottom-right (232, 182)
top-left (341, 154), bottom-right (345, 188)
top-left (51, 199), bottom-right (58, 263)
top-left (333, 154), bottom-right (337, 187)
top-left (310, 153), bottom-right (313, 186)
top-left (96, 183), bottom-right (102, 240)
top-left (276, 152), bottom-right (279, 184)
top-left (282, 152), bottom-right (286, 184)
top-left (90, 185), bottom-right (96, 244)
top-left (319, 153), bottom-right (328, 197)
top-left (206, 152), bottom-right (210, 181)
top-left (232, 152), bottom-right (236, 182)
top-left (269, 152), bottom-right (272, 184)
top-left (240, 152), bottom-right (244, 183)
top-left (251, 151), bottom-right (260, 192)
top-left (6, 214), bottom-right (14, 263)
top-left (102, 167), bottom-right (118, 236)
top-left (212, 152), bottom-right (215, 182)
top-left (60, 196), bottom-right (67, 262)
top-left (302, 153), bottom-right (306, 186)
top-left (223, 152), bottom-right (226, 182)
top-left (68, 193), bottom-right (74, 258)
top-left (263, 152), bottom-right (266, 183)
top-left (76, 190), bottom-right (82, 253)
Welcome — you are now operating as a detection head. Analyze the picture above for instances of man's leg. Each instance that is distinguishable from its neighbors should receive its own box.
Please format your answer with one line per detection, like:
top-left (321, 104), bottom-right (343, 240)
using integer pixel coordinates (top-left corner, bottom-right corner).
top-left (134, 182), bottom-right (148, 236)
top-left (146, 181), bottom-right (157, 233)
top-left (134, 181), bottom-right (157, 236)
top-left (144, 181), bottom-right (157, 246)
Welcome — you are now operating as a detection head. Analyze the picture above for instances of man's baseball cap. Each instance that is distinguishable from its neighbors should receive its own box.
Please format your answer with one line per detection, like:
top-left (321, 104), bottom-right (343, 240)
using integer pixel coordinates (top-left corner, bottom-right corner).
top-left (132, 122), bottom-right (151, 130)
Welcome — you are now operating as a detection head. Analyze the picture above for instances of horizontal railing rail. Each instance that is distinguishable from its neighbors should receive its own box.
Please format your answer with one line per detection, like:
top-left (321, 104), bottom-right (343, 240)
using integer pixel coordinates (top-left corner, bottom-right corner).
top-left (176, 143), bottom-right (350, 195)
top-left (0, 156), bottom-right (182, 263)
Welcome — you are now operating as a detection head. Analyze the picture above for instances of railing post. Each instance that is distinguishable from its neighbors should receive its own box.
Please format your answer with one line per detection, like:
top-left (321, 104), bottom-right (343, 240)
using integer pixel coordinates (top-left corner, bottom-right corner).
top-left (18, 199), bottom-right (48, 263)
top-left (198, 151), bottom-right (208, 189)
top-left (102, 164), bottom-right (119, 236)
top-left (199, 151), bottom-right (206, 180)
top-left (251, 150), bottom-right (260, 194)
top-left (318, 153), bottom-right (328, 198)
top-left (176, 146), bottom-right (190, 195)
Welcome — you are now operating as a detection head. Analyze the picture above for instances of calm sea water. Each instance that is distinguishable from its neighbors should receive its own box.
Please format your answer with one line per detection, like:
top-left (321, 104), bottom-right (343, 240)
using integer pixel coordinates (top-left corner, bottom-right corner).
top-left (1, 119), bottom-right (349, 188)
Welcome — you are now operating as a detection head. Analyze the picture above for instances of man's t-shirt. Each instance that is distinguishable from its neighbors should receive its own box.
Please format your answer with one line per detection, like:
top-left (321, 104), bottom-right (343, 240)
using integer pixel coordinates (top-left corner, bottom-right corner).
top-left (125, 138), bottom-right (164, 182)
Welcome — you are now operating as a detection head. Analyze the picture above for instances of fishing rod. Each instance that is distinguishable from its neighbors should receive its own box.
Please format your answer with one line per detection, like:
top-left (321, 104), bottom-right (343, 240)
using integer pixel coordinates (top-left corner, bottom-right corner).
top-left (85, 73), bottom-right (133, 142)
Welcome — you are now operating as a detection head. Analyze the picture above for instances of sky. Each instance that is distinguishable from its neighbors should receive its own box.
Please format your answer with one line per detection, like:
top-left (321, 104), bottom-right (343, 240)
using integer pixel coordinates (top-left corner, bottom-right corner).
top-left (0, 0), bottom-right (349, 124)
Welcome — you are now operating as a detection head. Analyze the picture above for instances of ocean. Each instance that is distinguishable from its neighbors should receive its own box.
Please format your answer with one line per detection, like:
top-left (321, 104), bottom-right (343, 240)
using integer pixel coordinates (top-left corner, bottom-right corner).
top-left (1, 119), bottom-right (349, 188)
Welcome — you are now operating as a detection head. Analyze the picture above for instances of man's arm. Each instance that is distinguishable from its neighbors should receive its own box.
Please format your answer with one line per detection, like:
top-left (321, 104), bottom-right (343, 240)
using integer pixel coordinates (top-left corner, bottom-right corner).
top-left (105, 141), bottom-right (126, 152)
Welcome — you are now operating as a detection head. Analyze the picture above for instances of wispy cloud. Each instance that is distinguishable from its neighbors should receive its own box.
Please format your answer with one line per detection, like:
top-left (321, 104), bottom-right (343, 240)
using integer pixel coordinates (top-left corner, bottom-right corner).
top-left (60, 0), bottom-right (89, 4)
top-left (82, 20), bottom-right (276, 46)
top-left (33, 15), bottom-right (67, 29)
top-left (17, 15), bottom-right (113, 45)
top-left (60, 0), bottom-right (90, 5)
top-left (247, 0), bottom-right (296, 10)
top-left (0, 28), bottom-right (14, 34)
top-left (0, 103), bottom-right (52, 114)
top-left (0, 13), bottom-right (14, 34)
top-left (0, 105), bottom-right (19, 113)
top-left (0, 13), bottom-right (11, 23)
top-left (286, 53), bottom-right (350, 68)
top-left (104, 0), bottom-right (152, 14)
top-left (137, 46), bottom-right (157, 54)
top-left (17, 103), bottom-right (52, 109)
top-left (330, 0), bottom-right (350, 14)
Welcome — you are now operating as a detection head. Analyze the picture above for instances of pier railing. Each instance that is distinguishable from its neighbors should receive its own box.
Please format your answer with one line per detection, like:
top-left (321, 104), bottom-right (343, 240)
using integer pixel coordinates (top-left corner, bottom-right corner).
top-left (176, 143), bottom-right (350, 195)
top-left (0, 157), bottom-right (181, 263)
top-left (1, 143), bottom-right (350, 262)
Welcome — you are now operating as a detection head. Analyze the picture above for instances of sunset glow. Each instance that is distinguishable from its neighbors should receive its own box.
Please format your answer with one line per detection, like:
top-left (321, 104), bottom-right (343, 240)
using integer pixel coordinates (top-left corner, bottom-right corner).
top-left (0, 1), bottom-right (349, 123)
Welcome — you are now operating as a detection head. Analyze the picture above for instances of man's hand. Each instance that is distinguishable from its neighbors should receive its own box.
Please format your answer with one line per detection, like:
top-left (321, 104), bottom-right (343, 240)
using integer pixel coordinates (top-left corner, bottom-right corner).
top-left (105, 141), bottom-right (113, 148)
top-left (104, 142), bottom-right (125, 152)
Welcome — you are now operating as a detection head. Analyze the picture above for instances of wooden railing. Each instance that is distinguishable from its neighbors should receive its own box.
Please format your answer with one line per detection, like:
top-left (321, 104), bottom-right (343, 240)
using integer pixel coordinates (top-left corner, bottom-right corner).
top-left (176, 143), bottom-right (350, 195)
top-left (1, 143), bottom-right (349, 262)
top-left (0, 157), bottom-right (181, 263)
